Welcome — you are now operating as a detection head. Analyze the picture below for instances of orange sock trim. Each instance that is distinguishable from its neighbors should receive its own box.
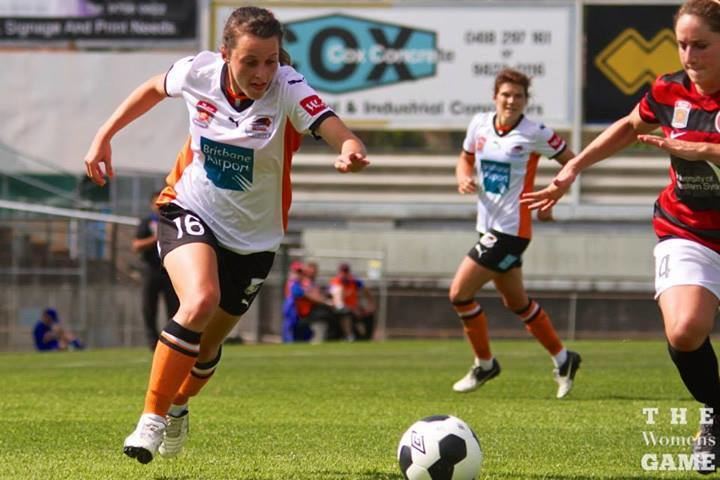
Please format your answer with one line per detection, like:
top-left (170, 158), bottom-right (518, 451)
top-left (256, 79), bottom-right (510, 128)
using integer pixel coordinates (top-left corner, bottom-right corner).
top-left (143, 329), bottom-right (200, 417)
top-left (173, 371), bottom-right (215, 406)
top-left (519, 301), bottom-right (563, 356)
top-left (453, 300), bottom-right (492, 360)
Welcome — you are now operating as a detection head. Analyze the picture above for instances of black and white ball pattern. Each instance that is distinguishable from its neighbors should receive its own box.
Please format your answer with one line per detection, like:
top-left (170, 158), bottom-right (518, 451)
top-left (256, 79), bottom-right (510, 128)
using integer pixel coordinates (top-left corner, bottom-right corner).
top-left (397, 415), bottom-right (483, 480)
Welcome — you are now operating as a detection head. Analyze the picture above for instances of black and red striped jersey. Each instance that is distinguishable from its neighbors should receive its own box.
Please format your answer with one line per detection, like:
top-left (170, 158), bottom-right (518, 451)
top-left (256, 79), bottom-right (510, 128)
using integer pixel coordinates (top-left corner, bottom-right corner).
top-left (638, 71), bottom-right (720, 253)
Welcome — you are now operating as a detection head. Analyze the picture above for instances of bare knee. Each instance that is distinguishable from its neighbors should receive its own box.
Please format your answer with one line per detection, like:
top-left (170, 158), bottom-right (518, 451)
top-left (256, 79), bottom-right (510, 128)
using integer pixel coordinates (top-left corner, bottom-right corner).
top-left (449, 286), bottom-right (473, 305)
top-left (177, 290), bottom-right (220, 329)
top-left (449, 274), bottom-right (476, 304)
top-left (666, 316), bottom-right (708, 351)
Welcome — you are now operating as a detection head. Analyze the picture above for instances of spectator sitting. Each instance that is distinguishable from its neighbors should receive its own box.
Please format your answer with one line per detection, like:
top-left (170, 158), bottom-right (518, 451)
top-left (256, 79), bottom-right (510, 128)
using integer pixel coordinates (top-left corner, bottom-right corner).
top-left (282, 261), bottom-right (313, 342)
top-left (329, 263), bottom-right (376, 341)
top-left (33, 308), bottom-right (84, 351)
top-left (299, 261), bottom-right (338, 343)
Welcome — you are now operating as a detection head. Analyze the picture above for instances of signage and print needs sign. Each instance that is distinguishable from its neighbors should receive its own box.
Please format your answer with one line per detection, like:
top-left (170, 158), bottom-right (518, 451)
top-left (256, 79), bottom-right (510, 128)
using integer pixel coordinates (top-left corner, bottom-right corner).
top-left (0, 0), bottom-right (196, 43)
top-left (585, 5), bottom-right (680, 124)
top-left (212, 4), bottom-right (574, 130)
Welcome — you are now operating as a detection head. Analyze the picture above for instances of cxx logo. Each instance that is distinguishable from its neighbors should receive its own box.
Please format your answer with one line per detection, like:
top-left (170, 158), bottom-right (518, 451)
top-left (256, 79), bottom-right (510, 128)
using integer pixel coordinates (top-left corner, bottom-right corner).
top-left (595, 28), bottom-right (681, 95)
top-left (284, 14), bottom-right (438, 94)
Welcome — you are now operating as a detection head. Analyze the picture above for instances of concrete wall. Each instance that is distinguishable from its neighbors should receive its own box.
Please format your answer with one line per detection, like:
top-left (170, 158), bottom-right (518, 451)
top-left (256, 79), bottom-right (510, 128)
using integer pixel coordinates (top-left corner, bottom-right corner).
top-left (0, 51), bottom-right (192, 174)
top-left (302, 223), bottom-right (657, 291)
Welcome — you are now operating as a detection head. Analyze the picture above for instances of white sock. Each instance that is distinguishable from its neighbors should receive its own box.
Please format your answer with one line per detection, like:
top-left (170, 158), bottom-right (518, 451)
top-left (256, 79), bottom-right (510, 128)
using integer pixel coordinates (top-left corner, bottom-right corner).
top-left (474, 357), bottom-right (495, 370)
top-left (141, 413), bottom-right (166, 424)
top-left (168, 403), bottom-right (188, 417)
top-left (553, 349), bottom-right (568, 368)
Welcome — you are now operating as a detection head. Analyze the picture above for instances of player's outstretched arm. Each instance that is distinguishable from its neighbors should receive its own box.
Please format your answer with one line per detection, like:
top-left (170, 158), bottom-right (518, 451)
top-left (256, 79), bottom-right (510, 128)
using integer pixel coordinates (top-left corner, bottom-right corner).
top-left (84, 74), bottom-right (167, 186)
top-left (316, 116), bottom-right (369, 173)
top-left (637, 135), bottom-right (720, 165)
top-left (521, 105), bottom-right (655, 211)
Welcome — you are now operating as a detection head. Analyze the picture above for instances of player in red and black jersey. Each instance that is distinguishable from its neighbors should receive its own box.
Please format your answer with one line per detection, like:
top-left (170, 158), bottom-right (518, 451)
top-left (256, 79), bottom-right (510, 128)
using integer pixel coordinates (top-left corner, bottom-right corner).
top-left (523, 0), bottom-right (720, 473)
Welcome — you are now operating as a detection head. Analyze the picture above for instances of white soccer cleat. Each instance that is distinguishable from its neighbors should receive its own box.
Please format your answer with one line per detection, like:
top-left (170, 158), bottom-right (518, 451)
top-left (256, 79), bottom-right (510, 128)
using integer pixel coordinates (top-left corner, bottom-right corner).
top-left (554, 350), bottom-right (582, 399)
top-left (123, 413), bottom-right (166, 464)
top-left (452, 358), bottom-right (501, 393)
top-left (159, 410), bottom-right (189, 458)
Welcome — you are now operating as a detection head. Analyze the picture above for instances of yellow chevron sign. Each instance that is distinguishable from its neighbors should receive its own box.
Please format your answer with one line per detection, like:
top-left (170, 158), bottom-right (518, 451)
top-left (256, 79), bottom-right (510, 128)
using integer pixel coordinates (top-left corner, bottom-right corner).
top-left (595, 28), bottom-right (681, 95)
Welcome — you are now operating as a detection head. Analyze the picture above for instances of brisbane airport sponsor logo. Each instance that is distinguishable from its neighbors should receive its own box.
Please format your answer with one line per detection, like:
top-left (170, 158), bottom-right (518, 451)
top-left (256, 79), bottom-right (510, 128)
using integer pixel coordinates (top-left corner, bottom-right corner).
top-left (200, 137), bottom-right (254, 191)
top-left (284, 14), bottom-right (452, 94)
top-left (639, 406), bottom-right (716, 473)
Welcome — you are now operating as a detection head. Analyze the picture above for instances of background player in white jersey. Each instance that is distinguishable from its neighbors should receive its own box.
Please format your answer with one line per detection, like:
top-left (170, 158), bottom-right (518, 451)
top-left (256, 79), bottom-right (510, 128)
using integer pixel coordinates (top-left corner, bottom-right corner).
top-left (524, 0), bottom-right (720, 472)
top-left (83, 6), bottom-right (368, 464)
top-left (450, 68), bottom-right (581, 399)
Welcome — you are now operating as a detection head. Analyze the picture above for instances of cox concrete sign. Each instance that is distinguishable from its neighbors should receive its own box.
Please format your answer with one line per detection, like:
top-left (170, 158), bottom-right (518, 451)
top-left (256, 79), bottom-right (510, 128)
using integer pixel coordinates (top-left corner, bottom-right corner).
top-left (211, 5), bottom-right (573, 129)
top-left (285, 14), bottom-right (440, 94)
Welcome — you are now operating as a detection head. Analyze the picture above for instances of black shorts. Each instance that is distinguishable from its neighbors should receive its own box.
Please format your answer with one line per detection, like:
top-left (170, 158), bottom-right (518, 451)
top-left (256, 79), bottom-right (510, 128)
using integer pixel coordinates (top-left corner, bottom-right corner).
top-left (467, 229), bottom-right (530, 273)
top-left (157, 203), bottom-right (275, 316)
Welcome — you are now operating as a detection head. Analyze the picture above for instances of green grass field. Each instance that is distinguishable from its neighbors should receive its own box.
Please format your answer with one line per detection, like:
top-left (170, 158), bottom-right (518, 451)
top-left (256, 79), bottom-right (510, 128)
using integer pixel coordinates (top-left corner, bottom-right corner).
top-left (0, 339), bottom-right (708, 479)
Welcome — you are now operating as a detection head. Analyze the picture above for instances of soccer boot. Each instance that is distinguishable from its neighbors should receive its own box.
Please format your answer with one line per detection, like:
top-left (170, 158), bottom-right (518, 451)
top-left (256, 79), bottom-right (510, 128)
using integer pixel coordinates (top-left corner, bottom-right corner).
top-left (123, 413), bottom-right (166, 464)
top-left (554, 350), bottom-right (582, 399)
top-left (692, 408), bottom-right (720, 475)
top-left (452, 358), bottom-right (501, 393)
top-left (159, 410), bottom-right (189, 458)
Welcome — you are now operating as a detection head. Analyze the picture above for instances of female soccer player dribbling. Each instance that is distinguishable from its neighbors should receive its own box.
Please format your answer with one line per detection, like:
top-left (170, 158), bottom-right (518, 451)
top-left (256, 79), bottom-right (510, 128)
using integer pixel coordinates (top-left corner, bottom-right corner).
top-left (523, 0), bottom-right (720, 472)
top-left (450, 68), bottom-right (581, 399)
top-left (84, 6), bottom-right (368, 464)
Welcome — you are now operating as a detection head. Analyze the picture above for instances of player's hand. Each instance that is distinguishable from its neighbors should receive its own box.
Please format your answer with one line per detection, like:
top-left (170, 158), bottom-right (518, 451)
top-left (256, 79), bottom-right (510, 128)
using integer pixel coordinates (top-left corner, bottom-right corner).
top-left (84, 135), bottom-right (115, 186)
top-left (457, 176), bottom-right (477, 194)
top-left (637, 134), bottom-right (702, 161)
top-left (334, 151), bottom-right (369, 173)
top-left (521, 165), bottom-right (577, 211)
top-left (536, 207), bottom-right (555, 222)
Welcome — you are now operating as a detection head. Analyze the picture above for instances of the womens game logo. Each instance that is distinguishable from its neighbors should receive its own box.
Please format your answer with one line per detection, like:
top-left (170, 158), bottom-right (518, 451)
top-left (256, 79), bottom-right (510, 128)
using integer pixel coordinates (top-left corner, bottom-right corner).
top-left (640, 406), bottom-right (716, 473)
top-left (284, 14), bottom-right (439, 94)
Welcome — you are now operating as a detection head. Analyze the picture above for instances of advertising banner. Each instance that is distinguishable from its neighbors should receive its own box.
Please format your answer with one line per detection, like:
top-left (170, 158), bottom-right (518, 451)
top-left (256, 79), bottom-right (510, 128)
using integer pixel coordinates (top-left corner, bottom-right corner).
top-left (212, 4), bottom-right (575, 129)
top-left (585, 5), bottom-right (680, 124)
top-left (0, 0), bottom-right (196, 42)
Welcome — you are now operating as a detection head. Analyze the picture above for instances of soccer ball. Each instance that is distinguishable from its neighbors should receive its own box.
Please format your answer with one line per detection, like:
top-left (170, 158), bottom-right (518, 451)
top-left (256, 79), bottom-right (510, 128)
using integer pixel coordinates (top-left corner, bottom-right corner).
top-left (397, 415), bottom-right (483, 480)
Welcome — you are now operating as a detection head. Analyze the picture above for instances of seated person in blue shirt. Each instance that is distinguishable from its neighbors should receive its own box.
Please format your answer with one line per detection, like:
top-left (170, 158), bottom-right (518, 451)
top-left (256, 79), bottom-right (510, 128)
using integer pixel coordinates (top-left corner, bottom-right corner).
top-left (33, 308), bottom-right (84, 351)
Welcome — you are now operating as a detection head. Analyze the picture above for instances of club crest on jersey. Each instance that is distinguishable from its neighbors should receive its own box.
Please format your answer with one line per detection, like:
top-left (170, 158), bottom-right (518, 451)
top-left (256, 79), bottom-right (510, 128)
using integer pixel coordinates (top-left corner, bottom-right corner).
top-left (193, 100), bottom-right (217, 128)
top-left (244, 116), bottom-right (274, 139)
top-left (671, 100), bottom-right (691, 129)
top-left (300, 95), bottom-right (327, 116)
top-left (715, 111), bottom-right (720, 133)
top-left (475, 135), bottom-right (486, 152)
top-left (508, 144), bottom-right (525, 157)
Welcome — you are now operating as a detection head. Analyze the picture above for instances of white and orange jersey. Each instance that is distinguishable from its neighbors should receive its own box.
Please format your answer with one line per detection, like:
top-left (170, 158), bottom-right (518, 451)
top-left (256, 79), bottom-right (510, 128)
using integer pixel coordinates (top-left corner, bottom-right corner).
top-left (159, 51), bottom-right (334, 254)
top-left (462, 113), bottom-right (566, 239)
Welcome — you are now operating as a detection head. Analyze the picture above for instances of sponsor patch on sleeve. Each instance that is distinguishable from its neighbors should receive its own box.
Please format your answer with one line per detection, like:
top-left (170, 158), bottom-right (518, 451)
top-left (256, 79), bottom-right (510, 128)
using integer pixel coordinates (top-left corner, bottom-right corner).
top-left (300, 95), bottom-right (328, 116)
top-left (547, 132), bottom-right (564, 150)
